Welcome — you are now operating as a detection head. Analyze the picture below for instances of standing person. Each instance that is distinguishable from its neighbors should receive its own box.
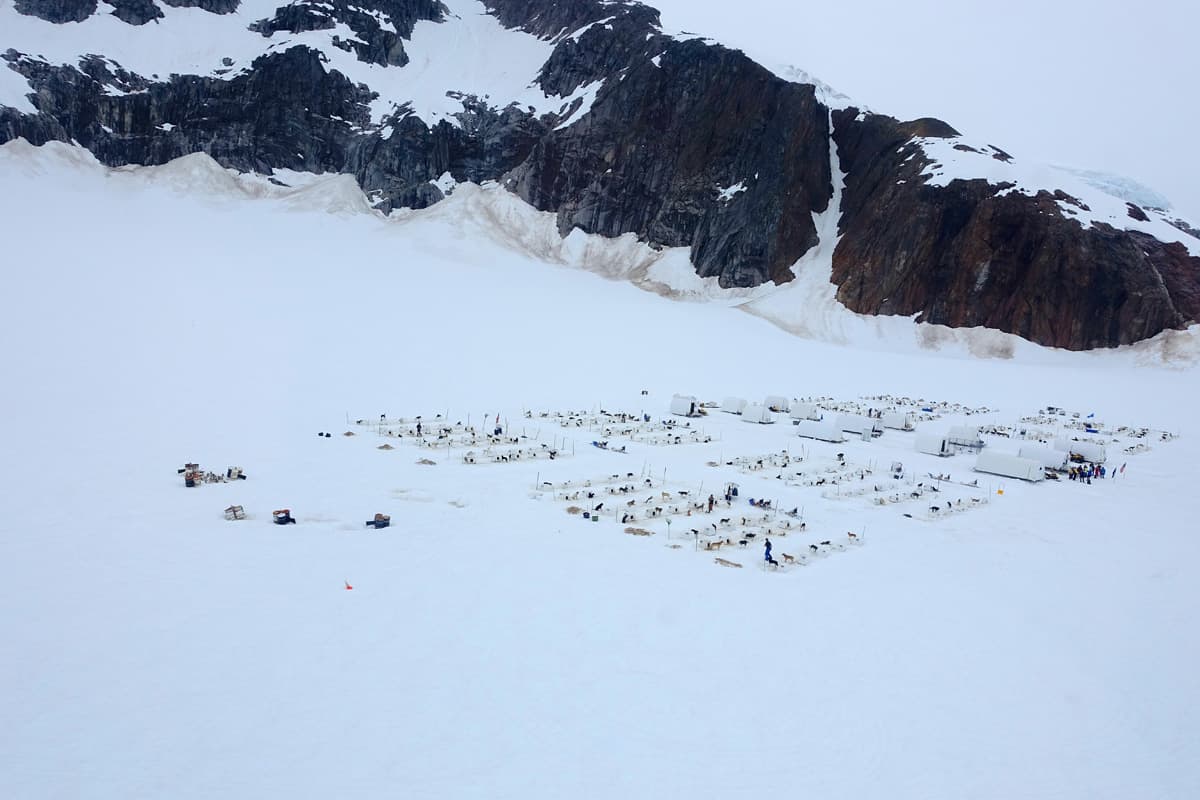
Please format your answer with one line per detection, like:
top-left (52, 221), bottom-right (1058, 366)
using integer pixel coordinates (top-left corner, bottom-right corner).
top-left (764, 538), bottom-right (778, 566)
top-left (707, 494), bottom-right (715, 513)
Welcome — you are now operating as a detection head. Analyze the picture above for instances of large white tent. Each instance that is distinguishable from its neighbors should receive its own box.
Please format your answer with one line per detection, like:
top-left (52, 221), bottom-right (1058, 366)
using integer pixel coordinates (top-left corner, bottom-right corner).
top-left (975, 450), bottom-right (1046, 482)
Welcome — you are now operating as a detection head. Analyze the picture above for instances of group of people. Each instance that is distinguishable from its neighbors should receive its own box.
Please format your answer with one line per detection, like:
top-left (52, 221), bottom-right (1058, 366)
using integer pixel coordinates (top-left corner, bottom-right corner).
top-left (1069, 463), bottom-right (1106, 483)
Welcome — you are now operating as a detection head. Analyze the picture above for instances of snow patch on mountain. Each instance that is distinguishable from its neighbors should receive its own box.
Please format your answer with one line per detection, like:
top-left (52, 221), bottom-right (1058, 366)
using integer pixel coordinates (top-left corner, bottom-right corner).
top-left (0, 60), bottom-right (36, 112)
top-left (552, 79), bottom-right (605, 130)
top-left (0, 0), bottom-right (601, 128)
top-left (716, 181), bottom-right (748, 202)
top-left (0, 1), bottom-right (285, 82)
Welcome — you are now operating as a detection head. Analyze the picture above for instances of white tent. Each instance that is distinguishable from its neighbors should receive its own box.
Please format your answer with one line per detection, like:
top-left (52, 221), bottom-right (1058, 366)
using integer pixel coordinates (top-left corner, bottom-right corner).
top-left (764, 395), bottom-right (790, 413)
top-left (721, 396), bottom-right (747, 415)
top-left (742, 403), bottom-right (775, 424)
top-left (1053, 438), bottom-right (1107, 463)
top-left (837, 414), bottom-right (883, 438)
top-left (789, 403), bottom-right (822, 421)
top-left (795, 419), bottom-right (846, 443)
top-left (916, 432), bottom-right (952, 457)
top-left (670, 394), bottom-right (700, 417)
top-left (974, 450), bottom-right (1045, 482)
top-left (882, 411), bottom-right (915, 431)
top-left (1018, 444), bottom-right (1069, 471)
top-left (947, 425), bottom-right (985, 448)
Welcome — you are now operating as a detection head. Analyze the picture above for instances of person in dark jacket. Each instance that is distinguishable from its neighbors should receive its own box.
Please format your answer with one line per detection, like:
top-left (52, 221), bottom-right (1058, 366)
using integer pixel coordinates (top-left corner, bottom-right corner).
top-left (764, 538), bottom-right (778, 566)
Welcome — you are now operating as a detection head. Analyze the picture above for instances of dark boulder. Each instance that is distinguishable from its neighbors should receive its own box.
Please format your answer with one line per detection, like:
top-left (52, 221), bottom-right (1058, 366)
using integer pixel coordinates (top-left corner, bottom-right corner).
top-left (14, 0), bottom-right (98, 23)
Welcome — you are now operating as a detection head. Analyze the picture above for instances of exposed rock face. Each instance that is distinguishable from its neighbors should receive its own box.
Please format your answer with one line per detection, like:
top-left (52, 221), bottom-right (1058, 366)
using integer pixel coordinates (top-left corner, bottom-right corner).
top-left (250, 0), bottom-right (444, 67)
top-left (160, 0), bottom-right (240, 12)
top-left (106, 0), bottom-right (163, 26)
top-left (2, 0), bottom-right (1197, 349)
top-left (828, 109), bottom-right (1200, 348)
top-left (507, 40), bottom-right (831, 286)
top-left (14, 0), bottom-right (98, 23)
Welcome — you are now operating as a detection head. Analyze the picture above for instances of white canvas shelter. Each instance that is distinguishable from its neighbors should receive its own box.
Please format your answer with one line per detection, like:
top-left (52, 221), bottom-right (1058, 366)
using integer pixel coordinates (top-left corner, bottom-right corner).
top-left (1018, 444), bottom-right (1069, 471)
top-left (721, 396), bottom-right (747, 415)
top-left (795, 418), bottom-right (846, 443)
top-left (947, 425), bottom-right (985, 448)
top-left (838, 413), bottom-right (883, 437)
top-left (669, 394), bottom-right (700, 417)
top-left (764, 395), bottom-right (790, 413)
top-left (742, 403), bottom-right (775, 424)
top-left (1054, 438), bottom-right (1107, 463)
top-left (882, 411), bottom-right (915, 431)
top-left (789, 403), bottom-right (822, 421)
top-left (974, 450), bottom-right (1046, 482)
top-left (916, 432), bottom-right (953, 457)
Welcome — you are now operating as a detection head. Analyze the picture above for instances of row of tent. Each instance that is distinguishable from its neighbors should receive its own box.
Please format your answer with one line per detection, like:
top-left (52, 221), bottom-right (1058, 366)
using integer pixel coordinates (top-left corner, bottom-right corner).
top-left (793, 412), bottom-right (916, 442)
top-left (918, 427), bottom-right (1106, 463)
top-left (919, 428), bottom-right (1108, 482)
top-left (705, 394), bottom-right (918, 434)
top-left (673, 393), bottom-right (1108, 484)
top-left (971, 440), bottom-right (1108, 482)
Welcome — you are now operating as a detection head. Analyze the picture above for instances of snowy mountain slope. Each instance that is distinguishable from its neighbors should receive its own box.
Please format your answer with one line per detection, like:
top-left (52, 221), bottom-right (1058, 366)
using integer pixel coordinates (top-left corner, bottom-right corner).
top-left (2, 138), bottom-right (1199, 800)
top-left (913, 134), bottom-right (1199, 257)
top-left (2, 0), bottom-right (1198, 350)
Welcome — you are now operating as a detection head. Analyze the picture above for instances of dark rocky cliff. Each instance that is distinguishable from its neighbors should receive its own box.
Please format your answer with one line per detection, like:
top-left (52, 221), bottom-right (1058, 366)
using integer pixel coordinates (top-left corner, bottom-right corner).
top-left (828, 109), bottom-right (1200, 348)
top-left (2, 0), bottom-right (1197, 349)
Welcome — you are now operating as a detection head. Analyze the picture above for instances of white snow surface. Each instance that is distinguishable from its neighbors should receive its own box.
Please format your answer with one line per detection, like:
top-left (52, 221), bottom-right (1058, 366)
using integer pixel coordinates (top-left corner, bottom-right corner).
top-left (0, 59), bottom-right (37, 113)
top-left (915, 135), bottom-right (1200, 256)
top-left (2, 139), bottom-right (1199, 799)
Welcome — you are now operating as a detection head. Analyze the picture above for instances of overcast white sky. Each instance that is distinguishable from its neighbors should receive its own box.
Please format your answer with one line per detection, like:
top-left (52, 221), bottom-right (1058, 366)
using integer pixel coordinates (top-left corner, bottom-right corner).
top-left (648, 0), bottom-right (1200, 222)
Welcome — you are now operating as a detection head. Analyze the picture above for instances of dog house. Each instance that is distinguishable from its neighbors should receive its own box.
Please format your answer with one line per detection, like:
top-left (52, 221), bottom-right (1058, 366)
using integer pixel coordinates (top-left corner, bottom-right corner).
top-left (670, 394), bottom-right (701, 417)
top-left (764, 395), bottom-right (790, 413)
top-left (882, 412), bottom-right (916, 431)
top-left (721, 396), bottom-right (747, 415)
top-left (1053, 438), bottom-right (1107, 463)
top-left (974, 450), bottom-right (1045, 482)
top-left (795, 418), bottom-right (846, 443)
top-left (1018, 444), bottom-right (1069, 471)
top-left (915, 432), bottom-right (953, 457)
top-left (742, 403), bottom-right (775, 424)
